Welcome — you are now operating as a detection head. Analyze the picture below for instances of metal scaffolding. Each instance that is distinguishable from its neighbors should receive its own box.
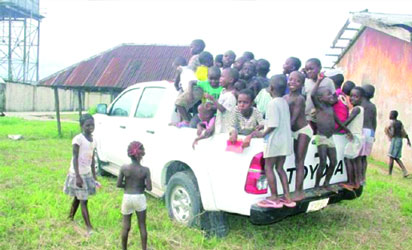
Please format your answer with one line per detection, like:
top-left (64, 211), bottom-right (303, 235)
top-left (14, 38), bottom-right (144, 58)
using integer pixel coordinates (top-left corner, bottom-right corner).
top-left (0, 1), bottom-right (42, 83)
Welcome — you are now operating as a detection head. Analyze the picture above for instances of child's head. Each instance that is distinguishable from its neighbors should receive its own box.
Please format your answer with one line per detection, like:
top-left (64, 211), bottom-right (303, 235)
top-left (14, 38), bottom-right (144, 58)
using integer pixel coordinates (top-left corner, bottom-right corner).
top-left (361, 84), bottom-right (375, 99)
top-left (234, 79), bottom-right (247, 92)
top-left (127, 141), bottom-right (145, 161)
top-left (389, 110), bottom-right (398, 120)
top-left (342, 81), bottom-right (356, 96)
top-left (269, 74), bottom-right (287, 97)
top-left (288, 71), bottom-right (305, 93)
top-left (220, 68), bottom-right (239, 88)
top-left (350, 86), bottom-right (365, 107)
top-left (240, 61), bottom-right (256, 80)
top-left (237, 88), bottom-right (254, 115)
top-left (256, 59), bottom-right (270, 77)
top-left (208, 66), bottom-right (221, 88)
top-left (197, 102), bottom-right (216, 122)
top-left (325, 70), bottom-right (345, 89)
top-left (316, 87), bottom-right (337, 106)
top-left (283, 57), bottom-right (301, 75)
top-left (173, 56), bottom-right (187, 69)
top-left (198, 51), bottom-right (214, 67)
top-left (79, 114), bottom-right (94, 134)
top-left (222, 50), bottom-right (236, 68)
top-left (190, 39), bottom-right (205, 55)
top-left (214, 54), bottom-right (223, 68)
top-left (233, 56), bottom-right (248, 71)
top-left (242, 51), bottom-right (255, 61)
top-left (304, 58), bottom-right (322, 81)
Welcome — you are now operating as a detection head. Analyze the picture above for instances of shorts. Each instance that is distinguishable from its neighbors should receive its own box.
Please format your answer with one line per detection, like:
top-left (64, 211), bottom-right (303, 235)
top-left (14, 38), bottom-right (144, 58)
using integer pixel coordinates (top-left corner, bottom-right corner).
top-left (121, 194), bottom-right (147, 215)
top-left (63, 173), bottom-right (96, 200)
top-left (388, 137), bottom-right (403, 159)
top-left (344, 134), bottom-right (363, 159)
top-left (292, 124), bottom-right (314, 140)
top-left (175, 87), bottom-right (203, 109)
top-left (360, 128), bottom-right (375, 156)
top-left (314, 134), bottom-right (335, 148)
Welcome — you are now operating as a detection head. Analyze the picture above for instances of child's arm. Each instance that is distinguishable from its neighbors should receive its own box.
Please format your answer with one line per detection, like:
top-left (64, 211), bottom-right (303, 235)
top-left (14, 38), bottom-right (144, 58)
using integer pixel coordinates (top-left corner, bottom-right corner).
top-left (145, 168), bottom-right (152, 191)
top-left (72, 144), bottom-right (83, 188)
top-left (290, 97), bottom-right (304, 127)
top-left (372, 104), bottom-right (377, 132)
top-left (310, 73), bottom-right (325, 108)
top-left (187, 80), bottom-right (198, 101)
top-left (116, 167), bottom-right (125, 188)
top-left (334, 113), bottom-right (353, 140)
top-left (205, 93), bottom-right (227, 113)
top-left (252, 127), bottom-right (275, 138)
top-left (91, 150), bottom-right (97, 181)
top-left (401, 124), bottom-right (411, 146)
top-left (192, 122), bottom-right (215, 149)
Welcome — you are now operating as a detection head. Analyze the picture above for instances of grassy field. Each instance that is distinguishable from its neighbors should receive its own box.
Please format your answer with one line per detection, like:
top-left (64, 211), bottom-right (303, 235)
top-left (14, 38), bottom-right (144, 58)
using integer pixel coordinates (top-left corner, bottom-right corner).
top-left (1, 117), bottom-right (412, 249)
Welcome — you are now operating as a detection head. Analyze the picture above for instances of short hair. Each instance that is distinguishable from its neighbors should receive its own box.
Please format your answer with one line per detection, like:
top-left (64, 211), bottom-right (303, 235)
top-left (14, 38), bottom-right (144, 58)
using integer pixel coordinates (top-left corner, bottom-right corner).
top-left (290, 71), bottom-right (305, 84)
top-left (208, 66), bottom-right (221, 77)
top-left (238, 88), bottom-right (255, 101)
top-left (198, 51), bottom-right (213, 66)
top-left (342, 81), bottom-right (355, 95)
top-left (191, 39), bottom-right (205, 51)
top-left (330, 74), bottom-right (345, 88)
top-left (234, 79), bottom-right (247, 91)
top-left (242, 51), bottom-right (255, 60)
top-left (198, 102), bottom-right (216, 117)
top-left (256, 59), bottom-right (270, 75)
top-left (269, 74), bottom-right (287, 96)
top-left (227, 68), bottom-right (239, 82)
top-left (361, 84), bottom-right (375, 99)
top-left (225, 50), bottom-right (236, 59)
top-left (289, 57), bottom-right (301, 70)
top-left (306, 58), bottom-right (322, 68)
top-left (80, 114), bottom-right (94, 126)
top-left (173, 56), bottom-right (187, 67)
top-left (390, 110), bottom-right (398, 119)
top-left (352, 86), bottom-right (365, 98)
top-left (215, 54), bottom-right (223, 64)
top-left (127, 141), bottom-right (144, 158)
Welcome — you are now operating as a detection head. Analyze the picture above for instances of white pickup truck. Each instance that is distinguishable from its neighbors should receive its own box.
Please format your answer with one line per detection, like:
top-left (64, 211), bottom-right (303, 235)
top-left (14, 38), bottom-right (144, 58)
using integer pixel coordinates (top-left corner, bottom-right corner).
top-left (93, 80), bottom-right (362, 237)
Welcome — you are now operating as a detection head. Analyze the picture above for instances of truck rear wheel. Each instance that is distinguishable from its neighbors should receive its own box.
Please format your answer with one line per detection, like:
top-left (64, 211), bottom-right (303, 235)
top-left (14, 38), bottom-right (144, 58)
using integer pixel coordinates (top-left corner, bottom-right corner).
top-left (165, 171), bottom-right (202, 227)
top-left (94, 150), bottom-right (109, 176)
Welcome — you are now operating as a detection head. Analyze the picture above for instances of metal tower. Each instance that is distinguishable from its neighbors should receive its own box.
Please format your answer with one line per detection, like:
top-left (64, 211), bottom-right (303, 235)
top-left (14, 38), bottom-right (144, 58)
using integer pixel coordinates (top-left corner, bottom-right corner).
top-left (0, 0), bottom-right (42, 83)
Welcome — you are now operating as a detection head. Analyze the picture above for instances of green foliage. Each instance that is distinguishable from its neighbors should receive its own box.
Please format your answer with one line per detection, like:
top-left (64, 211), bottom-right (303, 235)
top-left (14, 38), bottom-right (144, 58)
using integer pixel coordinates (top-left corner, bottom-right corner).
top-left (88, 106), bottom-right (97, 115)
top-left (1, 117), bottom-right (412, 249)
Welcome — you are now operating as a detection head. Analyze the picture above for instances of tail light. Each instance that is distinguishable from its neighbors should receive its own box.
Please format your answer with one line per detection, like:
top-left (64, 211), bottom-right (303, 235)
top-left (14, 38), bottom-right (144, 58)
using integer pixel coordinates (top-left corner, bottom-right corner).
top-left (244, 152), bottom-right (268, 194)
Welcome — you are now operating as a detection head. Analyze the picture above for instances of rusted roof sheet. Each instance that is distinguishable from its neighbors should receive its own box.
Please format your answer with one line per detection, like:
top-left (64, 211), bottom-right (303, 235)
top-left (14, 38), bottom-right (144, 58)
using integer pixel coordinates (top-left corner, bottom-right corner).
top-left (39, 44), bottom-right (191, 90)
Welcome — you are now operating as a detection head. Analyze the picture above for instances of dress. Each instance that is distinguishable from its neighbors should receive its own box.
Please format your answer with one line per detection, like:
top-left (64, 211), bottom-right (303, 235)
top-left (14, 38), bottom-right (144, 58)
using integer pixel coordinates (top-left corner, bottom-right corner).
top-left (344, 106), bottom-right (364, 159)
top-left (263, 97), bottom-right (293, 158)
top-left (303, 77), bottom-right (335, 122)
top-left (333, 89), bottom-right (349, 134)
top-left (229, 107), bottom-right (264, 135)
top-left (215, 89), bottom-right (237, 133)
top-left (63, 133), bottom-right (97, 200)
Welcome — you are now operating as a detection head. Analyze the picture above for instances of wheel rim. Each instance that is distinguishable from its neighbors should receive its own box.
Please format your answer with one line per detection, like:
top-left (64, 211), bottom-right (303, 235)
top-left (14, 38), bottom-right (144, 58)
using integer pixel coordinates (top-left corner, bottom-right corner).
top-left (170, 185), bottom-right (192, 224)
top-left (93, 150), bottom-right (99, 172)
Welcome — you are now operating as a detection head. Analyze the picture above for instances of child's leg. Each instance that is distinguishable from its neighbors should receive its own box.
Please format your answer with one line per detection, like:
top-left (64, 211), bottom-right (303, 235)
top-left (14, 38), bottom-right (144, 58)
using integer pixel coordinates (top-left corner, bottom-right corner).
top-left (388, 157), bottom-right (394, 175)
top-left (323, 147), bottom-right (337, 186)
top-left (315, 145), bottom-right (328, 187)
top-left (264, 157), bottom-right (278, 201)
top-left (354, 157), bottom-right (363, 188)
top-left (176, 105), bottom-right (191, 122)
top-left (136, 210), bottom-right (148, 250)
top-left (362, 156), bottom-right (367, 182)
top-left (394, 158), bottom-right (409, 176)
top-left (121, 214), bottom-right (132, 250)
top-left (344, 158), bottom-right (355, 186)
top-left (79, 200), bottom-right (93, 232)
top-left (294, 134), bottom-right (311, 200)
top-left (68, 197), bottom-right (80, 220)
top-left (274, 156), bottom-right (291, 201)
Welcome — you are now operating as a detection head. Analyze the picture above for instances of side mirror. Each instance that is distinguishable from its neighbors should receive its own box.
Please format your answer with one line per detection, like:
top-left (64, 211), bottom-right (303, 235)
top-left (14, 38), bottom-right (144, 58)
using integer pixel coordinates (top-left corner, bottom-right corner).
top-left (96, 104), bottom-right (107, 114)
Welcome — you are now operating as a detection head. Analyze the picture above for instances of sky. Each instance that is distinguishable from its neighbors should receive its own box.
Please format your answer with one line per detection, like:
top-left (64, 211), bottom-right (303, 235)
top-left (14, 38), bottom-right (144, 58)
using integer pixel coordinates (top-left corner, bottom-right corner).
top-left (38, 0), bottom-right (412, 80)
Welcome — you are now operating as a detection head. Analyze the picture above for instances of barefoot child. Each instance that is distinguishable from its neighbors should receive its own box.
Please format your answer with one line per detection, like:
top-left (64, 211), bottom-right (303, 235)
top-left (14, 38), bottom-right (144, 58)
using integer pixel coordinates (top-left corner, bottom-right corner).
top-left (255, 74), bottom-right (295, 208)
top-left (117, 141), bottom-right (152, 250)
top-left (311, 73), bottom-right (351, 189)
top-left (284, 71), bottom-right (313, 201)
top-left (192, 102), bottom-right (217, 149)
top-left (64, 114), bottom-right (98, 235)
top-left (385, 110), bottom-right (411, 177)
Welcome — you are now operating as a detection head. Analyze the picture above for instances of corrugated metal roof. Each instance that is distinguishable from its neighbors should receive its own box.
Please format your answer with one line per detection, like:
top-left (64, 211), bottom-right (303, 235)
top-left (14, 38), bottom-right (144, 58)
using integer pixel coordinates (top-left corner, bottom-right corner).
top-left (38, 44), bottom-right (191, 90)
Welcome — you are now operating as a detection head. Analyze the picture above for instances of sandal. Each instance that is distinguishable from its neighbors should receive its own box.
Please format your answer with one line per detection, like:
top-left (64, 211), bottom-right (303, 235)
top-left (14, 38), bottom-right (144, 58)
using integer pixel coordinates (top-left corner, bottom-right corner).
top-left (280, 197), bottom-right (296, 208)
top-left (257, 199), bottom-right (283, 208)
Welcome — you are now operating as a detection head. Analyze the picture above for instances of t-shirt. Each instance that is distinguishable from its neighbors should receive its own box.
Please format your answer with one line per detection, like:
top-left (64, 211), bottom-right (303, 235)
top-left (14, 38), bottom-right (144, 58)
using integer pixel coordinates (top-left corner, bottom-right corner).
top-left (197, 80), bottom-right (223, 101)
top-left (215, 89), bottom-right (237, 133)
top-left (263, 97), bottom-right (293, 158)
top-left (333, 89), bottom-right (349, 133)
top-left (195, 66), bottom-right (208, 81)
top-left (229, 107), bottom-right (264, 135)
top-left (303, 77), bottom-right (335, 121)
top-left (255, 88), bottom-right (272, 117)
top-left (188, 55), bottom-right (200, 71)
top-left (179, 66), bottom-right (197, 92)
top-left (69, 133), bottom-right (97, 175)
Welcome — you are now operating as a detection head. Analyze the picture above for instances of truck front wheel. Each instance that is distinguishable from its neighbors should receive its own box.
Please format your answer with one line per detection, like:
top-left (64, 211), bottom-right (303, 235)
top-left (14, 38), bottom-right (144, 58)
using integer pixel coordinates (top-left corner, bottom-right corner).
top-left (165, 171), bottom-right (202, 227)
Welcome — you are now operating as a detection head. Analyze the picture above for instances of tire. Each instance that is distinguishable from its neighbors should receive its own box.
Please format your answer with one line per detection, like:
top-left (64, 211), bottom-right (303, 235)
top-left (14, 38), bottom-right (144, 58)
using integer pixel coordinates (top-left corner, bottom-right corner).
top-left (165, 171), bottom-right (202, 227)
top-left (94, 150), bottom-right (109, 176)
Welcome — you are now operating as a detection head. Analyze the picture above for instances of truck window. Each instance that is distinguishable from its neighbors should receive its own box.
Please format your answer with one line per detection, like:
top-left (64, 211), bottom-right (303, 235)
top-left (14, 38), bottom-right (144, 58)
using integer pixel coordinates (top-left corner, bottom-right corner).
top-left (135, 87), bottom-right (165, 118)
top-left (109, 88), bottom-right (140, 117)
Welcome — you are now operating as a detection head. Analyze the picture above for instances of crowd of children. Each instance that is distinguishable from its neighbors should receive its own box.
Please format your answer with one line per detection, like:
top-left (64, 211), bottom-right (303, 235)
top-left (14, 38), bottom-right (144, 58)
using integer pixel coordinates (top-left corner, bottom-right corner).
top-left (170, 39), bottom-right (384, 208)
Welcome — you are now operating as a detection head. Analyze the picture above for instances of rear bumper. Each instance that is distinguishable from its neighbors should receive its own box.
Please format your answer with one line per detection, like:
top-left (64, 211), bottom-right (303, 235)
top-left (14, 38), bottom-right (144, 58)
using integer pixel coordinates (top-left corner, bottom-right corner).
top-left (250, 186), bottom-right (363, 225)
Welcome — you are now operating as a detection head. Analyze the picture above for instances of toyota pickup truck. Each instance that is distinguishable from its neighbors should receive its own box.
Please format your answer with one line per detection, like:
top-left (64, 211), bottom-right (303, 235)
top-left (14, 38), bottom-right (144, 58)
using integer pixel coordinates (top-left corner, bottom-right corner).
top-left (93, 80), bottom-right (362, 237)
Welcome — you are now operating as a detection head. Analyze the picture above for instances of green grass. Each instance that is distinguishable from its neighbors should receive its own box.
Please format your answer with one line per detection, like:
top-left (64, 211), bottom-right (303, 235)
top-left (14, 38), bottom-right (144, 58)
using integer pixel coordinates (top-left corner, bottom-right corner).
top-left (1, 117), bottom-right (412, 249)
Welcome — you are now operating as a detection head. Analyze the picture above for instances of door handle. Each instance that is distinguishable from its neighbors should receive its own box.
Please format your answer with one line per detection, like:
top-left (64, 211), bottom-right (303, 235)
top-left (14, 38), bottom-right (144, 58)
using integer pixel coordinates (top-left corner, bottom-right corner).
top-left (146, 130), bottom-right (155, 134)
top-left (120, 125), bottom-right (126, 129)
